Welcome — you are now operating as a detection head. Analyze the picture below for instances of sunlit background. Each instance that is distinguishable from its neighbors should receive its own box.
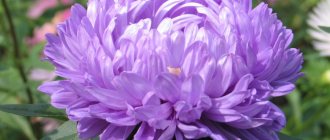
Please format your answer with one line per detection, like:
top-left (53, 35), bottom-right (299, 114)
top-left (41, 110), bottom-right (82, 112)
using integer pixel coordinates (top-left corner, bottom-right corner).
top-left (0, 0), bottom-right (330, 139)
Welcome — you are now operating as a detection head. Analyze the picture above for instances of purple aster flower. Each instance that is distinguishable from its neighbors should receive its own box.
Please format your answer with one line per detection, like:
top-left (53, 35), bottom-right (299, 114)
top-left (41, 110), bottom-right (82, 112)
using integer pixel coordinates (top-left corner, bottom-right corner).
top-left (38, 0), bottom-right (303, 139)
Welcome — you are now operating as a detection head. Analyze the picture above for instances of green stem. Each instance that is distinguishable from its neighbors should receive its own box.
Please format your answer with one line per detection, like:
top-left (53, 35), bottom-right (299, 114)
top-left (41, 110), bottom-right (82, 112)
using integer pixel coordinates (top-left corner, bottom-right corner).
top-left (293, 98), bottom-right (330, 134)
top-left (1, 0), bottom-right (40, 139)
top-left (1, 0), bottom-right (34, 104)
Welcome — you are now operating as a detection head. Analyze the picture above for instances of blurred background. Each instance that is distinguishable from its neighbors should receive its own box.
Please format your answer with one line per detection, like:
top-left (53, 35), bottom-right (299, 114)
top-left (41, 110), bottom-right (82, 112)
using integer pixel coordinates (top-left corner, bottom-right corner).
top-left (0, 0), bottom-right (329, 139)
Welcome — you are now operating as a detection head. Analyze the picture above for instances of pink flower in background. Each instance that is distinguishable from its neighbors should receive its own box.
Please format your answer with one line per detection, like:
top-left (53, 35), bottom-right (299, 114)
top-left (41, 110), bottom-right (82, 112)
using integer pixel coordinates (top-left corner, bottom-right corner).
top-left (26, 0), bottom-right (72, 83)
top-left (27, 0), bottom-right (72, 19)
top-left (29, 68), bottom-right (56, 82)
top-left (26, 8), bottom-right (71, 46)
top-left (52, 8), bottom-right (71, 23)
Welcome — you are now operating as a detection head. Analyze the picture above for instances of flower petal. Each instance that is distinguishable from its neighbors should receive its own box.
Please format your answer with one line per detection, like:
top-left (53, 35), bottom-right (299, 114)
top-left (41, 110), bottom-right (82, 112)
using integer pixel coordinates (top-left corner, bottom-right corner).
top-left (153, 73), bottom-right (181, 102)
top-left (100, 125), bottom-right (135, 140)
top-left (78, 118), bottom-right (108, 139)
top-left (134, 123), bottom-right (156, 140)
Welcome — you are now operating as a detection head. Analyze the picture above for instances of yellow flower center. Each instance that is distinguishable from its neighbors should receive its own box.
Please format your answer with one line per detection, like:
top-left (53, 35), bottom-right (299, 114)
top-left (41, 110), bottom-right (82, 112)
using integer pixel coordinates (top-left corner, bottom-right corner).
top-left (167, 67), bottom-right (181, 76)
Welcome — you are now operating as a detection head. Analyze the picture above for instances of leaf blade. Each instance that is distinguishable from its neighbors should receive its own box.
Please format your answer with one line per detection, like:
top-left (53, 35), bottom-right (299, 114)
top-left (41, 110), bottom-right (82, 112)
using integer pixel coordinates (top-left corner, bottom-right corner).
top-left (41, 121), bottom-right (77, 140)
top-left (0, 104), bottom-right (67, 120)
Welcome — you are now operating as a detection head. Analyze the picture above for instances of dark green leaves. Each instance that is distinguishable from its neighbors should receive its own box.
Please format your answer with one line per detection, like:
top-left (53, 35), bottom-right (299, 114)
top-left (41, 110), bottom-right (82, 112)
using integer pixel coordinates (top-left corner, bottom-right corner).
top-left (41, 121), bottom-right (77, 140)
top-left (0, 104), bottom-right (67, 120)
top-left (319, 26), bottom-right (330, 33)
top-left (41, 121), bottom-right (101, 140)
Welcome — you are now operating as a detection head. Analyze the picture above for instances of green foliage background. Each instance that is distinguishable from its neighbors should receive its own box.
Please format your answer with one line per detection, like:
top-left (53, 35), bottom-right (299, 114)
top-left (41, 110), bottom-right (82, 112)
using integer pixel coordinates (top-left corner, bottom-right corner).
top-left (0, 0), bottom-right (329, 139)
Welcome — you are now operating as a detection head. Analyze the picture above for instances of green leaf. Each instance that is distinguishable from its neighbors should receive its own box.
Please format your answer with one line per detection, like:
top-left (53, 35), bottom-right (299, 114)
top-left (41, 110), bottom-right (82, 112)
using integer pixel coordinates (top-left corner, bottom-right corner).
top-left (0, 95), bottom-right (36, 140)
top-left (0, 112), bottom-right (36, 140)
top-left (319, 26), bottom-right (330, 33)
top-left (0, 104), bottom-right (67, 120)
top-left (0, 68), bottom-right (24, 95)
top-left (278, 132), bottom-right (300, 140)
top-left (26, 43), bottom-right (53, 70)
top-left (286, 90), bottom-right (302, 129)
top-left (41, 121), bottom-right (77, 140)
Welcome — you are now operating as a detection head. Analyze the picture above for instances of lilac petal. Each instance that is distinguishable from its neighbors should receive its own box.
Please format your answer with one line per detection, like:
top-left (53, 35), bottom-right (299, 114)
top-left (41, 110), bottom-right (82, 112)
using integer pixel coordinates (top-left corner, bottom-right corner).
top-left (67, 99), bottom-right (92, 120)
top-left (134, 103), bottom-right (172, 121)
top-left (181, 74), bottom-right (204, 105)
top-left (268, 102), bottom-right (286, 131)
top-left (202, 120), bottom-right (238, 140)
top-left (134, 123), bottom-right (156, 140)
top-left (71, 4), bottom-right (87, 20)
top-left (277, 49), bottom-right (302, 77)
top-left (154, 0), bottom-right (184, 24)
top-left (44, 34), bottom-right (63, 61)
top-left (225, 128), bottom-right (259, 140)
top-left (205, 55), bottom-right (236, 98)
top-left (86, 0), bottom-right (98, 24)
top-left (184, 23), bottom-right (199, 47)
top-left (177, 122), bottom-right (210, 139)
top-left (39, 81), bottom-right (79, 109)
top-left (88, 103), bottom-right (110, 118)
top-left (168, 31), bottom-right (185, 67)
top-left (112, 72), bottom-right (151, 103)
top-left (89, 104), bottom-right (139, 126)
top-left (271, 81), bottom-right (295, 96)
top-left (134, 103), bottom-right (172, 129)
top-left (219, 54), bottom-right (234, 93)
top-left (112, 51), bottom-right (129, 75)
top-left (129, 0), bottom-right (151, 22)
top-left (212, 91), bottom-right (248, 109)
top-left (174, 2), bottom-right (204, 13)
top-left (231, 74), bottom-right (254, 92)
top-left (100, 125), bottom-right (135, 140)
top-left (99, 55), bottom-right (115, 88)
top-left (174, 101), bottom-right (202, 123)
top-left (154, 73), bottom-right (181, 102)
top-left (196, 5), bottom-right (220, 26)
top-left (233, 101), bottom-right (269, 117)
top-left (198, 57), bottom-right (216, 83)
top-left (205, 108), bottom-right (242, 122)
top-left (195, 28), bottom-right (208, 44)
top-left (143, 51), bottom-right (167, 80)
top-left (105, 111), bottom-right (139, 126)
top-left (196, 95), bottom-right (212, 110)
top-left (182, 42), bottom-right (208, 77)
top-left (142, 91), bottom-right (161, 105)
top-left (228, 116), bottom-right (271, 129)
top-left (172, 14), bottom-right (203, 30)
top-left (204, 61), bottom-right (224, 97)
top-left (157, 18), bottom-right (173, 34)
top-left (88, 87), bottom-right (127, 110)
top-left (38, 81), bottom-right (63, 95)
top-left (118, 18), bottom-right (151, 44)
top-left (51, 91), bottom-right (78, 109)
top-left (158, 123), bottom-right (177, 140)
top-left (175, 130), bottom-right (184, 140)
top-left (101, 19), bottom-right (117, 58)
top-left (68, 83), bottom-right (98, 101)
top-left (251, 80), bottom-right (273, 91)
top-left (78, 118), bottom-right (108, 139)
top-left (204, 0), bottom-right (221, 12)
top-left (248, 127), bottom-right (279, 140)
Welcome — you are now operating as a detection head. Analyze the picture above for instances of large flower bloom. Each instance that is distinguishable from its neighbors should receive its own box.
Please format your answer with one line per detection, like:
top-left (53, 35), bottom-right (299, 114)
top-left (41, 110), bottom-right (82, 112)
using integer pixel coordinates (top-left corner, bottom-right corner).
top-left (308, 0), bottom-right (330, 56)
top-left (39, 0), bottom-right (303, 139)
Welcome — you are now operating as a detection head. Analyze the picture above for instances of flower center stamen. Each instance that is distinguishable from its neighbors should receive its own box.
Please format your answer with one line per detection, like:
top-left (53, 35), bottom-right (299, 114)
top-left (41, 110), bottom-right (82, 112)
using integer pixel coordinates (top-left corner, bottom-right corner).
top-left (167, 67), bottom-right (181, 76)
